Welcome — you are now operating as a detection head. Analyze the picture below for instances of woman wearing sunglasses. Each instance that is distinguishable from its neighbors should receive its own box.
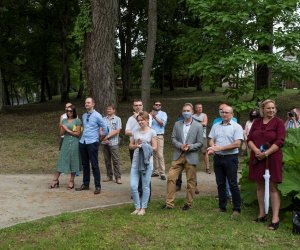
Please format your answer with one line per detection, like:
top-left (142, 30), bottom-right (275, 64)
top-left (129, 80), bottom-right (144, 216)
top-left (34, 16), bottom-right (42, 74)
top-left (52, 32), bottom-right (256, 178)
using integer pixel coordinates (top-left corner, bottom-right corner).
top-left (50, 105), bottom-right (82, 189)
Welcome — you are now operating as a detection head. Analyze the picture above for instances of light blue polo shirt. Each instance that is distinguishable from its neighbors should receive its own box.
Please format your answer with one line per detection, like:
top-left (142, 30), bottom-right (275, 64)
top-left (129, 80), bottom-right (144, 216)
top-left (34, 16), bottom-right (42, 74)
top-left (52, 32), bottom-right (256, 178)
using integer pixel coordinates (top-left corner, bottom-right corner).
top-left (151, 110), bottom-right (167, 135)
top-left (208, 120), bottom-right (243, 155)
top-left (80, 110), bottom-right (108, 144)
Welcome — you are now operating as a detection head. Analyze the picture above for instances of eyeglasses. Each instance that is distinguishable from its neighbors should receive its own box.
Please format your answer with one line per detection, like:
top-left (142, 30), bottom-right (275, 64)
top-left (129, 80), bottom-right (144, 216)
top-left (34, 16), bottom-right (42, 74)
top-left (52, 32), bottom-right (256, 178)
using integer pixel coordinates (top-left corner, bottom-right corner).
top-left (66, 110), bottom-right (73, 113)
top-left (134, 104), bottom-right (142, 107)
top-left (154, 104), bottom-right (161, 106)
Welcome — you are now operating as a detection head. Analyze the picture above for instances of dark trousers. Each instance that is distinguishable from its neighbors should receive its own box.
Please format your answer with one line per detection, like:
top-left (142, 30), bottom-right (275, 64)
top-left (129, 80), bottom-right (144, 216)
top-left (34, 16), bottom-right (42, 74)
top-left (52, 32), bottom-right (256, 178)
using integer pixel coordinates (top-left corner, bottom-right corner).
top-left (129, 149), bottom-right (151, 200)
top-left (213, 154), bottom-right (241, 212)
top-left (80, 142), bottom-right (101, 188)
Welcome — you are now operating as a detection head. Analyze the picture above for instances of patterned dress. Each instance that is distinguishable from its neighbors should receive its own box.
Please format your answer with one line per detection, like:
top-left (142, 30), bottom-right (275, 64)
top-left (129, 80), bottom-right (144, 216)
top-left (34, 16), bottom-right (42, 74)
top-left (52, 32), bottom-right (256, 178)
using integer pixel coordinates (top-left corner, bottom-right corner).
top-left (56, 118), bottom-right (82, 173)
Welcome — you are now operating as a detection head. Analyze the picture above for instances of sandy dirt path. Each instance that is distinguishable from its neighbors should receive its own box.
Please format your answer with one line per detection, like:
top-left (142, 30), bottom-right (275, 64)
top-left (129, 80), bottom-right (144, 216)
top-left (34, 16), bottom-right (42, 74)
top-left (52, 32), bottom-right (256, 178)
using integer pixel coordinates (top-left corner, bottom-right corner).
top-left (0, 172), bottom-right (217, 229)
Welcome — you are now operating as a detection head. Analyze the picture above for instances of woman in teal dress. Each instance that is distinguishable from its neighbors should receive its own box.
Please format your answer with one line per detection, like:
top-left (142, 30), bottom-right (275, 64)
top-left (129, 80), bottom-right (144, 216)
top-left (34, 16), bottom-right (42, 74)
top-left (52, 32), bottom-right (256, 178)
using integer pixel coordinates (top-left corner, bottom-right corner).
top-left (50, 105), bottom-right (82, 189)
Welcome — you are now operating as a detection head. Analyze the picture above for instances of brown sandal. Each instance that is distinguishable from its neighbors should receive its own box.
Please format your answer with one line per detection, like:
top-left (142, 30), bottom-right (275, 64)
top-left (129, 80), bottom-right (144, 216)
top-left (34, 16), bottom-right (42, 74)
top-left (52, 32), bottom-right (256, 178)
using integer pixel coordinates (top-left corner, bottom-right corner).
top-left (206, 168), bottom-right (211, 174)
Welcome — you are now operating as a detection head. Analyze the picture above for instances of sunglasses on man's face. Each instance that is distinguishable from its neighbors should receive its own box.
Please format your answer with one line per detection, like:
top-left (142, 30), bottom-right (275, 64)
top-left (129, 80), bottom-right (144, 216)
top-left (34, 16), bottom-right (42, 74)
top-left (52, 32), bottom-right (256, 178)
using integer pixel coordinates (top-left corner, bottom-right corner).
top-left (67, 110), bottom-right (73, 113)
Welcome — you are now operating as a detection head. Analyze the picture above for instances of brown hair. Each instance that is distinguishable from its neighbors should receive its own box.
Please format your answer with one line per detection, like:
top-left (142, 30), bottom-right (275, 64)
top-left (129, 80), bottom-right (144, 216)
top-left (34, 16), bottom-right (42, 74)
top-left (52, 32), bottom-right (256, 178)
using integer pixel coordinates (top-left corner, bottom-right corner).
top-left (136, 111), bottom-right (149, 121)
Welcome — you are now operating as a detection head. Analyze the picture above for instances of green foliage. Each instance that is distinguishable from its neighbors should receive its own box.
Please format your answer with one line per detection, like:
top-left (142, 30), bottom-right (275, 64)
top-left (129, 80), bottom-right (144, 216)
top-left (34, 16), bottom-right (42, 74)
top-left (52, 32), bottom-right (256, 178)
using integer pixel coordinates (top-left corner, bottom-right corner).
top-left (71, 0), bottom-right (92, 46)
top-left (240, 157), bottom-right (257, 205)
top-left (279, 128), bottom-right (300, 203)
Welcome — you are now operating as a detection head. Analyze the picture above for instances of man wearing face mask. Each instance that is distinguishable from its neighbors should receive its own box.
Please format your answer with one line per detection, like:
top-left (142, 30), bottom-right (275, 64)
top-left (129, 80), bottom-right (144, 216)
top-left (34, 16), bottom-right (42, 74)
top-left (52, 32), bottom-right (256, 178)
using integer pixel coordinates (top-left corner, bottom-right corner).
top-left (162, 103), bottom-right (203, 210)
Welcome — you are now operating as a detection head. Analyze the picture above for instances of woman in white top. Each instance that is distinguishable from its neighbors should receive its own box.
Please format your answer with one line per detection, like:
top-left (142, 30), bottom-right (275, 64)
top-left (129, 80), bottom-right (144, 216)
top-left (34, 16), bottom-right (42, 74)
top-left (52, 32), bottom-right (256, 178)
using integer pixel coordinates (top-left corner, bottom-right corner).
top-left (129, 111), bottom-right (157, 216)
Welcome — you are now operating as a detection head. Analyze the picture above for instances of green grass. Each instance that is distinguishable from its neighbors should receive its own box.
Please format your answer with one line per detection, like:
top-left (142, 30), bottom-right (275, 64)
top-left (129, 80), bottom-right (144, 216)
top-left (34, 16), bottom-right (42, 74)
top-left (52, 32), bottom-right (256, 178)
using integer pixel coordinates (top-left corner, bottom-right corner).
top-left (0, 197), bottom-right (299, 249)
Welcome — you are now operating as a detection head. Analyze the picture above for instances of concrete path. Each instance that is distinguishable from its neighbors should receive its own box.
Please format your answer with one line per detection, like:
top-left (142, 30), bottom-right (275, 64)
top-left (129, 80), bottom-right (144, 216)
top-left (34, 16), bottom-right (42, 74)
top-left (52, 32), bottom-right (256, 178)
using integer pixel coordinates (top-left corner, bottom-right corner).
top-left (0, 172), bottom-right (217, 229)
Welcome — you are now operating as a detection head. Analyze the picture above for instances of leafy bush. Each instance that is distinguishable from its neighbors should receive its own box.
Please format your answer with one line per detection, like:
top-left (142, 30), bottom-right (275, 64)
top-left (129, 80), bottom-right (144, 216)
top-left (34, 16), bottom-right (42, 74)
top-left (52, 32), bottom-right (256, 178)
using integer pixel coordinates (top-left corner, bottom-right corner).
top-left (279, 128), bottom-right (300, 209)
top-left (240, 128), bottom-right (300, 210)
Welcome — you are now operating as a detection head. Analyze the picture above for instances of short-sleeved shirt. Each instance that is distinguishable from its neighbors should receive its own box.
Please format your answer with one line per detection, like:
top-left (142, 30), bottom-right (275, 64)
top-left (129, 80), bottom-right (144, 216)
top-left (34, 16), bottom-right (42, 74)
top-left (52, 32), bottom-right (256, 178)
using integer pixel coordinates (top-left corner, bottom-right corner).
top-left (101, 115), bottom-right (122, 146)
top-left (125, 116), bottom-right (140, 135)
top-left (192, 113), bottom-right (207, 138)
top-left (132, 129), bottom-right (157, 163)
top-left (208, 120), bottom-right (244, 155)
top-left (80, 110), bottom-right (108, 144)
top-left (151, 110), bottom-right (167, 135)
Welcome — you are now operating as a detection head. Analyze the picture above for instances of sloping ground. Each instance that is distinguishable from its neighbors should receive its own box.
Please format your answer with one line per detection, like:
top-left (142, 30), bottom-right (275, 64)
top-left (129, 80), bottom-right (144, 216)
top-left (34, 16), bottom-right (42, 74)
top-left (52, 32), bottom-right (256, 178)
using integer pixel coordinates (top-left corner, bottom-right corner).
top-left (0, 171), bottom-right (217, 229)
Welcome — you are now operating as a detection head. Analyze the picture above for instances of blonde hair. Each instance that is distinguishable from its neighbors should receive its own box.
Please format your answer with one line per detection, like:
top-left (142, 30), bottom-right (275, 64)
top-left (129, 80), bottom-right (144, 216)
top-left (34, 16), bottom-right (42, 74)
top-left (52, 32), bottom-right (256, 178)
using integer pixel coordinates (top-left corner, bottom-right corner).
top-left (259, 99), bottom-right (276, 117)
top-left (183, 103), bottom-right (193, 110)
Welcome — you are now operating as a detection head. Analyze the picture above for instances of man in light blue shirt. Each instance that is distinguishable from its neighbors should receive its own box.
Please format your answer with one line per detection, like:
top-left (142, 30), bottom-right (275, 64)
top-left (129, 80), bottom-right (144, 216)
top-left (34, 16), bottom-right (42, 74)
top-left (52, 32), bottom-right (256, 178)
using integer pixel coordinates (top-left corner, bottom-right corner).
top-left (76, 97), bottom-right (108, 194)
top-left (150, 101), bottom-right (168, 180)
top-left (208, 105), bottom-right (243, 217)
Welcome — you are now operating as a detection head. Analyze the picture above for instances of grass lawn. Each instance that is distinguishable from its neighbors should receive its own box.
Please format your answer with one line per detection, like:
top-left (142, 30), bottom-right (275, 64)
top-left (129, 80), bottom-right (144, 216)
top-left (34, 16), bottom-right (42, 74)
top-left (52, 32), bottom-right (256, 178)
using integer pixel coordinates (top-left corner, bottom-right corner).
top-left (0, 197), bottom-right (299, 249)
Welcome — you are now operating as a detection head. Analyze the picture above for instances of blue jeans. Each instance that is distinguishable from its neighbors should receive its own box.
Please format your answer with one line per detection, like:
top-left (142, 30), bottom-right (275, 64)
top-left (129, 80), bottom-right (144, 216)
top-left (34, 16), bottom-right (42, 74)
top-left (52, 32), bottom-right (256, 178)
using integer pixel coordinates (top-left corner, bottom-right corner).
top-left (130, 159), bottom-right (153, 209)
top-left (213, 154), bottom-right (241, 212)
top-left (79, 142), bottom-right (101, 188)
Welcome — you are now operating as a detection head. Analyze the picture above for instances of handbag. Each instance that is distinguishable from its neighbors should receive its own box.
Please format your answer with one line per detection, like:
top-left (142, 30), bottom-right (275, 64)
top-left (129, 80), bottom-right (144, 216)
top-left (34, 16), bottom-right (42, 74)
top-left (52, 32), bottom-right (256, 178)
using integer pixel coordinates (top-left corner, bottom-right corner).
top-left (292, 211), bottom-right (300, 234)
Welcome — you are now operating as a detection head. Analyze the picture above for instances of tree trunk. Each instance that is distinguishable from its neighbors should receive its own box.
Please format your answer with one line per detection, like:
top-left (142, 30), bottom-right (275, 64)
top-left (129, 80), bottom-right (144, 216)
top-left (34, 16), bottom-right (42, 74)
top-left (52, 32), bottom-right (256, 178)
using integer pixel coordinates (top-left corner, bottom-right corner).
top-left (195, 76), bottom-right (203, 91)
top-left (40, 55), bottom-right (49, 103)
top-left (0, 68), bottom-right (3, 111)
top-left (141, 0), bottom-right (157, 111)
top-left (2, 74), bottom-right (11, 106)
top-left (60, 2), bottom-right (70, 104)
top-left (77, 61), bottom-right (84, 99)
top-left (255, 16), bottom-right (273, 91)
top-left (85, 0), bottom-right (118, 114)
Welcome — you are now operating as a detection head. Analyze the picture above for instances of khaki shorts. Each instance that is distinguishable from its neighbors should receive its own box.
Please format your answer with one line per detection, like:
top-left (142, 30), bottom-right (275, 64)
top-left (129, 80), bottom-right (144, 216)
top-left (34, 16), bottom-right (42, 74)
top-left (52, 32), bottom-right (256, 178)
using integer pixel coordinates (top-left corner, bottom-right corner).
top-left (201, 138), bottom-right (208, 154)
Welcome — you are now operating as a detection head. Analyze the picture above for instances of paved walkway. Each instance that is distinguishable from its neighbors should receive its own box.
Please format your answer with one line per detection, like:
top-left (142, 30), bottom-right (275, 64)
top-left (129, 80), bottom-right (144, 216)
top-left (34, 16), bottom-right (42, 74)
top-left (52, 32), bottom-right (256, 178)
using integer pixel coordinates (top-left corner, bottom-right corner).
top-left (0, 172), bottom-right (217, 229)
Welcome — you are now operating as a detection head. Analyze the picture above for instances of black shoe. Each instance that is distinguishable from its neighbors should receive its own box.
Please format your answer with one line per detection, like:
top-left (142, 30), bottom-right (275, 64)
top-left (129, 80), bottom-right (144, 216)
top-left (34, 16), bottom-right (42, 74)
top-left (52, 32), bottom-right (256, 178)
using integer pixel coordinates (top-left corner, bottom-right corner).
top-left (94, 187), bottom-right (101, 194)
top-left (268, 221), bottom-right (280, 230)
top-left (151, 173), bottom-right (159, 177)
top-left (215, 208), bottom-right (226, 213)
top-left (253, 215), bottom-right (268, 223)
top-left (75, 184), bottom-right (89, 191)
top-left (176, 186), bottom-right (181, 192)
top-left (161, 204), bottom-right (173, 210)
top-left (160, 175), bottom-right (166, 180)
top-left (182, 204), bottom-right (191, 211)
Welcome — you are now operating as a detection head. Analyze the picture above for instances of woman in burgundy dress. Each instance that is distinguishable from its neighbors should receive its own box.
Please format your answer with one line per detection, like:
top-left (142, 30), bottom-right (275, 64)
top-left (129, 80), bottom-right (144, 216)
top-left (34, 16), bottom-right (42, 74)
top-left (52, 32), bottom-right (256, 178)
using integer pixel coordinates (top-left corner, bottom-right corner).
top-left (247, 99), bottom-right (285, 230)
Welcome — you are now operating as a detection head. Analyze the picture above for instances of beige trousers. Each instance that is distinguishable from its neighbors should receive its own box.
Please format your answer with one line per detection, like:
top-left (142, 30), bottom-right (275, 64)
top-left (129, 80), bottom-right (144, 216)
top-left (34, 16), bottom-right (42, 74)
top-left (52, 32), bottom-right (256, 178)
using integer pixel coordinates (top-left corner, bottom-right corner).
top-left (153, 135), bottom-right (166, 175)
top-left (166, 154), bottom-right (196, 208)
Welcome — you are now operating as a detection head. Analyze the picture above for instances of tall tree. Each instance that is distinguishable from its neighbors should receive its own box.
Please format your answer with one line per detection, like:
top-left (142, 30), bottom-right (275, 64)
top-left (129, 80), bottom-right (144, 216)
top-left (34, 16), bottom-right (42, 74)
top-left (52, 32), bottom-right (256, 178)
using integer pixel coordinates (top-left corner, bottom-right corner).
top-left (141, 0), bottom-right (157, 111)
top-left (85, 0), bottom-right (118, 113)
top-left (0, 68), bottom-right (3, 111)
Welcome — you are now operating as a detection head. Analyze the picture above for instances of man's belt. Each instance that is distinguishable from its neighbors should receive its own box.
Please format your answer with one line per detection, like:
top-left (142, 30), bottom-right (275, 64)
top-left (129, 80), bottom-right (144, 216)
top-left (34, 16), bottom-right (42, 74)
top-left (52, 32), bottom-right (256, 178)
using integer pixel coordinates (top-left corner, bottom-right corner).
top-left (214, 153), bottom-right (238, 158)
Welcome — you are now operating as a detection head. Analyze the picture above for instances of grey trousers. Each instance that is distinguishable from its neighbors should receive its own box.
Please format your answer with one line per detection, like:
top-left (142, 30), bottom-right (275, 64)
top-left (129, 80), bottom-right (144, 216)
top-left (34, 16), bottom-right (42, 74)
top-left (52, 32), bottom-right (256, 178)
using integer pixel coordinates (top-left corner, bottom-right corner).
top-left (102, 144), bottom-right (121, 179)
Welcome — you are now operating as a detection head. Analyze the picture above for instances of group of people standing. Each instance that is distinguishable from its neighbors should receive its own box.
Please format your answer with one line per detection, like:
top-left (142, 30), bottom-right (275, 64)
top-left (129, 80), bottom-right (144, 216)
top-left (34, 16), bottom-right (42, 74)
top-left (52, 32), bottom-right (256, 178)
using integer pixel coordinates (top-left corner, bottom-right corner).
top-left (50, 97), bottom-right (291, 231)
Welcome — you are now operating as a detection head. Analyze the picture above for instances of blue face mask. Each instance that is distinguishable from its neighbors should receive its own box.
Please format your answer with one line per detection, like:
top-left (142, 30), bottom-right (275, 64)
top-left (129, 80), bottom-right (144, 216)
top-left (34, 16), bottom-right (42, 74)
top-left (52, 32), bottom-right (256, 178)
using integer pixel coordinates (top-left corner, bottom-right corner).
top-left (182, 111), bottom-right (192, 120)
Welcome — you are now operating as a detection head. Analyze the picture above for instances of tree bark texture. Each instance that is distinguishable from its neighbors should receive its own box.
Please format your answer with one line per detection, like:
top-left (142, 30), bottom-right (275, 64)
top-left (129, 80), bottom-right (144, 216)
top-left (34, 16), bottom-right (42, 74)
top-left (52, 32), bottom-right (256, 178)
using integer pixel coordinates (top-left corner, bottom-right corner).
top-left (0, 68), bottom-right (3, 111)
top-left (255, 16), bottom-right (273, 90)
top-left (85, 0), bottom-right (118, 114)
top-left (60, 1), bottom-right (70, 103)
top-left (141, 0), bottom-right (157, 111)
